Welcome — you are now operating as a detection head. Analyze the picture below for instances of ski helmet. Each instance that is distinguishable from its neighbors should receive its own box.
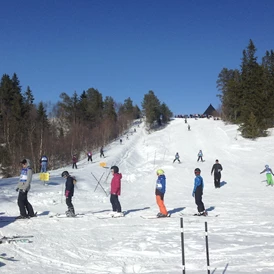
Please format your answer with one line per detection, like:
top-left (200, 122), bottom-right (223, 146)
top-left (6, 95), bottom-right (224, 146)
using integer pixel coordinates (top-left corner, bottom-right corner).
top-left (194, 168), bottom-right (201, 175)
top-left (156, 169), bottom-right (164, 175)
top-left (61, 171), bottom-right (69, 178)
top-left (111, 166), bottom-right (119, 173)
top-left (265, 165), bottom-right (269, 169)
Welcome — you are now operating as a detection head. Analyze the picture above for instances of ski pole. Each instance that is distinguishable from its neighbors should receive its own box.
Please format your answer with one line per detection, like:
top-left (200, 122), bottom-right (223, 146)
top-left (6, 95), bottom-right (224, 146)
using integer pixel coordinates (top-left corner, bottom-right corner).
top-left (180, 218), bottom-right (186, 274)
top-left (205, 222), bottom-right (210, 274)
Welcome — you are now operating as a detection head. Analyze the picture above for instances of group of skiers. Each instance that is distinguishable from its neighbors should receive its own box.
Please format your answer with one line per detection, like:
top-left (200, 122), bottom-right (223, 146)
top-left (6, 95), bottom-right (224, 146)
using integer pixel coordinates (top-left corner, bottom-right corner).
top-left (15, 148), bottom-right (274, 219)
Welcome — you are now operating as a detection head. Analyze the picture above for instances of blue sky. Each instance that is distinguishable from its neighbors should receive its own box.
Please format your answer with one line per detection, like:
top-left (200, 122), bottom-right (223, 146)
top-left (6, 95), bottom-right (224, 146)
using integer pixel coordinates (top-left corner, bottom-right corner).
top-left (1, 0), bottom-right (274, 115)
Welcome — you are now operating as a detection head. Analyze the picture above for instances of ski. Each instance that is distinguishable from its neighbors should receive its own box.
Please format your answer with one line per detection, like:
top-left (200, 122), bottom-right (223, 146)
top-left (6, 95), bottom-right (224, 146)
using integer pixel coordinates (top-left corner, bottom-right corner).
top-left (179, 213), bottom-right (219, 218)
top-left (141, 214), bottom-right (171, 219)
top-left (95, 214), bottom-right (125, 219)
top-left (49, 213), bottom-right (84, 218)
top-left (0, 235), bottom-right (33, 244)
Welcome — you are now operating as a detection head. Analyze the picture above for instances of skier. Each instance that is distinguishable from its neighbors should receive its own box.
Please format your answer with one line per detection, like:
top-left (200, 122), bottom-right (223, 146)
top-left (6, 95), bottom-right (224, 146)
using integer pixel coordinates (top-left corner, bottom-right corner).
top-left (109, 166), bottom-right (123, 217)
top-left (192, 168), bottom-right (207, 216)
top-left (155, 169), bottom-right (169, 217)
top-left (120, 138), bottom-right (122, 145)
top-left (211, 159), bottom-right (223, 188)
top-left (72, 154), bottom-right (77, 169)
top-left (87, 151), bottom-right (92, 162)
top-left (61, 171), bottom-right (76, 217)
top-left (260, 165), bottom-right (274, 186)
top-left (188, 124), bottom-right (191, 131)
top-left (40, 155), bottom-right (48, 172)
top-left (16, 159), bottom-right (36, 219)
top-left (100, 146), bottom-right (105, 158)
top-left (173, 152), bottom-right (181, 163)
top-left (197, 150), bottom-right (204, 162)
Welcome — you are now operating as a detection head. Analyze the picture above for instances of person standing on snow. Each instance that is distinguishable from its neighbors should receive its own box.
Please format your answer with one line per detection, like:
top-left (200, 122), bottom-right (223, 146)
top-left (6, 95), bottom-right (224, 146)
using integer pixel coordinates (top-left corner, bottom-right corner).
top-left (155, 169), bottom-right (169, 217)
top-left (211, 159), bottom-right (223, 188)
top-left (260, 165), bottom-right (274, 186)
top-left (197, 150), bottom-right (204, 162)
top-left (173, 152), bottom-right (181, 163)
top-left (192, 168), bottom-right (207, 216)
top-left (62, 171), bottom-right (76, 217)
top-left (16, 159), bottom-right (36, 219)
top-left (40, 155), bottom-right (48, 172)
top-left (87, 151), bottom-right (92, 162)
top-left (72, 154), bottom-right (77, 169)
top-left (109, 166), bottom-right (123, 217)
top-left (100, 146), bottom-right (105, 158)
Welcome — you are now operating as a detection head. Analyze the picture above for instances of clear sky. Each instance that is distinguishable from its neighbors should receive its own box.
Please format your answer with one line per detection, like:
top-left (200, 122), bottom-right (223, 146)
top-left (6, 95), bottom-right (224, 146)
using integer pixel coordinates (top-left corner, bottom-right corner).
top-left (1, 0), bottom-right (274, 115)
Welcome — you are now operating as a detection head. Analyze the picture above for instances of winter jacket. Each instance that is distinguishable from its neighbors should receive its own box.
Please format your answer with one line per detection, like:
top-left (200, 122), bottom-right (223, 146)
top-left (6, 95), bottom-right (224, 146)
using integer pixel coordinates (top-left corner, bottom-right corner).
top-left (17, 167), bottom-right (32, 192)
top-left (211, 163), bottom-right (223, 174)
top-left (193, 175), bottom-right (204, 195)
top-left (155, 174), bottom-right (166, 195)
top-left (65, 176), bottom-right (75, 197)
top-left (260, 167), bottom-right (274, 175)
top-left (110, 173), bottom-right (122, 195)
top-left (72, 156), bottom-right (77, 163)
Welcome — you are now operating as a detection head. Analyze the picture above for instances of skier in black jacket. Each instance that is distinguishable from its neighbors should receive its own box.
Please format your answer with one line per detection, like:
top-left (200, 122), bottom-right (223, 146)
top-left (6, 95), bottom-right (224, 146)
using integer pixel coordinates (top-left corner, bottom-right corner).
top-left (211, 159), bottom-right (223, 188)
top-left (61, 171), bottom-right (76, 217)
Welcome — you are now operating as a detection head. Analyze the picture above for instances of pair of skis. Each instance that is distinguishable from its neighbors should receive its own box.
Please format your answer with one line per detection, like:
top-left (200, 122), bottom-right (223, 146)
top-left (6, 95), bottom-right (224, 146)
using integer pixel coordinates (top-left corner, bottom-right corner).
top-left (0, 235), bottom-right (33, 244)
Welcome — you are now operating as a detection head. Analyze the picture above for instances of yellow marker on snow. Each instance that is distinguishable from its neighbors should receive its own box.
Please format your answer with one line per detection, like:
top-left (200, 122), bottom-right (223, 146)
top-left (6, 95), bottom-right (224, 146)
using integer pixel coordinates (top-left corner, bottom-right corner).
top-left (100, 162), bottom-right (106, 168)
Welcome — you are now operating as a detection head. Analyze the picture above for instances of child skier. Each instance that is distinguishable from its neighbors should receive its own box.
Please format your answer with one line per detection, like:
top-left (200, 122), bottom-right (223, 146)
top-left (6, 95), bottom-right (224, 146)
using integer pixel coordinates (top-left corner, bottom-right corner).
top-left (173, 152), bottom-right (181, 163)
top-left (155, 169), bottom-right (169, 217)
top-left (197, 150), bottom-right (204, 162)
top-left (110, 166), bottom-right (123, 217)
top-left (192, 168), bottom-right (207, 216)
top-left (260, 165), bottom-right (274, 186)
top-left (62, 171), bottom-right (76, 217)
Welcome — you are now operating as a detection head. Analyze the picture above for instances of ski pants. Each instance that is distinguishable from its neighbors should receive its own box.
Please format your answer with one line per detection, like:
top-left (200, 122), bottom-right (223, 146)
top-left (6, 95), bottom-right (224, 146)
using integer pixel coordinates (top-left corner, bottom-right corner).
top-left (197, 156), bottom-right (203, 162)
top-left (87, 156), bottom-right (92, 162)
top-left (173, 158), bottom-right (181, 163)
top-left (66, 196), bottom-right (74, 212)
top-left (156, 194), bottom-right (168, 215)
top-left (214, 172), bottom-right (221, 188)
top-left (72, 163), bottom-right (77, 169)
top-left (194, 185), bottom-right (205, 213)
top-left (266, 173), bottom-right (274, 185)
top-left (110, 194), bottom-right (122, 212)
top-left (18, 191), bottom-right (35, 217)
top-left (41, 162), bottom-right (47, 172)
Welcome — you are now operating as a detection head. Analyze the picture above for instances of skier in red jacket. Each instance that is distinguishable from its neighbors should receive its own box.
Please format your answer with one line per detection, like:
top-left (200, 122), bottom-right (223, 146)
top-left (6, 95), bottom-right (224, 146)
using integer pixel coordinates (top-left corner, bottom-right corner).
top-left (109, 165), bottom-right (123, 217)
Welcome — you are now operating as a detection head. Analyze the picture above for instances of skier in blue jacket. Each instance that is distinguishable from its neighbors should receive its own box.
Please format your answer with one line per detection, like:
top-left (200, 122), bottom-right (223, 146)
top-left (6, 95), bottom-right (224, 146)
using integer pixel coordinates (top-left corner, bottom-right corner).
top-left (192, 168), bottom-right (207, 216)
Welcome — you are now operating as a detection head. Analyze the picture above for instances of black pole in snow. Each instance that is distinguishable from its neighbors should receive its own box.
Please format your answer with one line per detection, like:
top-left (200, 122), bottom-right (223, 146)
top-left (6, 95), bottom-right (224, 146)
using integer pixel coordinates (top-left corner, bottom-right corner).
top-left (205, 222), bottom-right (210, 274)
top-left (180, 218), bottom-right (186, 274)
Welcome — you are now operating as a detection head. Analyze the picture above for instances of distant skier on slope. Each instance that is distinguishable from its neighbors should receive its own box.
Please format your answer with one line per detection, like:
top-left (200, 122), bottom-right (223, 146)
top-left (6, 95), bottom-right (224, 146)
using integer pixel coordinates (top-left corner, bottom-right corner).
top-left (211, 159), bottom-right (223, 188)
top-left (192, 168), bottom-right (207, 216)
top-left (173, 152), bottom-right (181, 163)
top-left (260, 165), bottom-right (274, 186)
top-left (197, 150), bottom-right (204, 162)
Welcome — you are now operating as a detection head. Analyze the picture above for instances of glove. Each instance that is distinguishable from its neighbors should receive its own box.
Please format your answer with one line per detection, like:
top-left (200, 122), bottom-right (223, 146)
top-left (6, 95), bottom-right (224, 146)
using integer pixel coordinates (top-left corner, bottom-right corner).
top-left (192, 192), bottom-right (195, 197)
top-left (16, 188), bottom-right (19, 192)
top-left (65, 190), bottom-right (70, 198)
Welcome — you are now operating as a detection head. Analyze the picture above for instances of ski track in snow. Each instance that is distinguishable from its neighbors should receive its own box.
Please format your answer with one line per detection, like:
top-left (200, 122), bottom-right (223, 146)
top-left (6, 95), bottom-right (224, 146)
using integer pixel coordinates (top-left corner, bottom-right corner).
top-left (1, 119), bottom-right (274, 273)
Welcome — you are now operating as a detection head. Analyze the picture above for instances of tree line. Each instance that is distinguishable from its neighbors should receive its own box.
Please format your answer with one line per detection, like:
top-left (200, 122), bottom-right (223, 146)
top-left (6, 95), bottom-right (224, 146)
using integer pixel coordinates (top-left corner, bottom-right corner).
top-left (0, 74), bottom-right (172, 177)
top-left (217, 39), bottom-right (274, 138)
